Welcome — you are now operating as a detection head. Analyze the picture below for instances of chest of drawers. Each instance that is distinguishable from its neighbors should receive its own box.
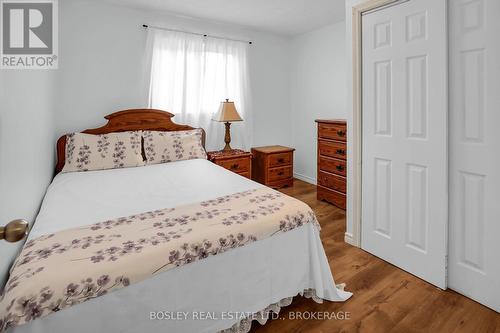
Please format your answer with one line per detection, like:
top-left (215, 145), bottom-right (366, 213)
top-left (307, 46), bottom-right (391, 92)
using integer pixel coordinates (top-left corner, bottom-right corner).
top-left (316, 120), bottom-right (347, 209)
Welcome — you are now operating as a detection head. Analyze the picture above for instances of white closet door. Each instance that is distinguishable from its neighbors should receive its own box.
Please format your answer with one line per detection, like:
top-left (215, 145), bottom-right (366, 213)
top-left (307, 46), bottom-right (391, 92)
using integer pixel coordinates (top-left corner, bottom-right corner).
top-left (449, 0), bottom-right (500, 312)
top-left (361, 0), bottom-right (448, 288)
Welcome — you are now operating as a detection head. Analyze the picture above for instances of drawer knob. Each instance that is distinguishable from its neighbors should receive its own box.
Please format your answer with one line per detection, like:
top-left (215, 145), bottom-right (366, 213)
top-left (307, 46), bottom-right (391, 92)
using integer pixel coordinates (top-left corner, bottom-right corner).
top-left (336, 165), bottom-right (345, 171)
top-left (231, 164), bottom-right (239, 170)
top-left (337, 130), bottom-right (346, 137)
top-left (336, 149), bottom-right (346, 155)
top-left (277, 158), bottom-right (285, 163)
top-left (278, 171), bottom-right (284, 176)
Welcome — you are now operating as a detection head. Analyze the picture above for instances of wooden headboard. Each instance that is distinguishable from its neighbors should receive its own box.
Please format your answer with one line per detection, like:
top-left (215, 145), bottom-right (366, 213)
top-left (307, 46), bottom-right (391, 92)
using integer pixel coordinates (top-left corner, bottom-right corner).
top-left (55, 109), bottom-right (206, 174)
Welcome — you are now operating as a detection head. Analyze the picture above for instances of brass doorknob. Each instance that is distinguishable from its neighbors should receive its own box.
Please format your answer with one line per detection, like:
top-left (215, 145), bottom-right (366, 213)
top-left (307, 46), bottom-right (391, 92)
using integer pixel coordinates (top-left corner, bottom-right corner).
top-left (0, 219), bottom-right (29, 243)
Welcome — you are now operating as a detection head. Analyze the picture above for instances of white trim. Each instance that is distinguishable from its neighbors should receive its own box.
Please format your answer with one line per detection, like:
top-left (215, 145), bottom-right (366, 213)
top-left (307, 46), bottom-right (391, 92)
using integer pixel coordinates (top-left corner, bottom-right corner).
top-left (361, 0), bottom-right (409, 15)
top-left (350, 0), bottom-right (399, 248)
top-left (344, 232), bottom-right (355, 246)
top-left (293, 173), bottom-right (316, 185)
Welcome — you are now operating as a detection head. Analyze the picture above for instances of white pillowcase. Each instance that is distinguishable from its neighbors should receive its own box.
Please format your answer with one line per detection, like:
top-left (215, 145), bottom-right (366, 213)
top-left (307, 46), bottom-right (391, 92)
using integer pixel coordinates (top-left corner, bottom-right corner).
top-left (143, 129), bottom-right (207, 165)
top-left (62, 131), bottom-right (144, 173)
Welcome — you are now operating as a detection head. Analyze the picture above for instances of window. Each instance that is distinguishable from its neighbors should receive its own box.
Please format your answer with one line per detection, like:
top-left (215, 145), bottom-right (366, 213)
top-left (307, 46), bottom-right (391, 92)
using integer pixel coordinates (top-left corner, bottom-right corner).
top-left (146, 29), bottom-right (252, 150)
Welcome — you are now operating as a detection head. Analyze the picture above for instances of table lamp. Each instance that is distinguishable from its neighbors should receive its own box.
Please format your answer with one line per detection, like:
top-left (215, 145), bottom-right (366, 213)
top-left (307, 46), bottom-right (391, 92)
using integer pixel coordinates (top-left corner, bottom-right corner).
top-left (212, 99), bottom-right (243, 151)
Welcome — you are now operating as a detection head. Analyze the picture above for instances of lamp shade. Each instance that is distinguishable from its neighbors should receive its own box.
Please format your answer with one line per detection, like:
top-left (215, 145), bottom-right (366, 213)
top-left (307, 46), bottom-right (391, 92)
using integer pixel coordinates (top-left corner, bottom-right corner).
top-left (212, 99), bottom-right (243, 122)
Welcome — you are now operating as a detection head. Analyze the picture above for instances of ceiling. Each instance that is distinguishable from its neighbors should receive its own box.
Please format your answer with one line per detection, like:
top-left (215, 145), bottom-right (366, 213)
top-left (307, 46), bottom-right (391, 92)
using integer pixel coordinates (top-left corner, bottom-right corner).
top-left (104, 0), bottom-right (346, 36)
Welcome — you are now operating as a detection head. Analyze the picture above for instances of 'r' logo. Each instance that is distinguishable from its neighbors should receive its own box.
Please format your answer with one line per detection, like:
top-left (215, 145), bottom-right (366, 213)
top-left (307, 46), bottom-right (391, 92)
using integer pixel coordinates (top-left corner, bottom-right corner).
top-left (2, 2), bottom-right (53, 54)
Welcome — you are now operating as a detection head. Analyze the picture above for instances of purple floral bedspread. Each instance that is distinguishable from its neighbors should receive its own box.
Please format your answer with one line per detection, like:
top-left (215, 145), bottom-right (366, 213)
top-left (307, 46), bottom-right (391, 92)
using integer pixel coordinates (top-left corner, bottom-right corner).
top-left (0, 187), bottom-right (319, 331)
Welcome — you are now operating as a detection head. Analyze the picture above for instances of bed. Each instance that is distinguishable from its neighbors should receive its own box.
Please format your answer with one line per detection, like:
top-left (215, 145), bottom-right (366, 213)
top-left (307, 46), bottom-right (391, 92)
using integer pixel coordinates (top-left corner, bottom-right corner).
top-left (1, 110), bottom-right (351, 333)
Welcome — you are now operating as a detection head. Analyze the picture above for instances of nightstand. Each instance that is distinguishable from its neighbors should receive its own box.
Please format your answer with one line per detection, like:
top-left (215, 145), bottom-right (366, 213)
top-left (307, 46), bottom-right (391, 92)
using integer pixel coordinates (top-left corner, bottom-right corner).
top-left (251, 145), bottom-right (295, 189)
top-left (207, 149), bottom-right (252, 179)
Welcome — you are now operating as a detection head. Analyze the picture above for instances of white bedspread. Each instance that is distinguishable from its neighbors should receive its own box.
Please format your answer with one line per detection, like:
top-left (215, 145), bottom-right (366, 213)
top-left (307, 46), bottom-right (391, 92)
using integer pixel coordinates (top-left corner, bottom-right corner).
top-left (11, 159), bottom-right (351, 333)
top-left (29, 159), bottom-right (263, 240)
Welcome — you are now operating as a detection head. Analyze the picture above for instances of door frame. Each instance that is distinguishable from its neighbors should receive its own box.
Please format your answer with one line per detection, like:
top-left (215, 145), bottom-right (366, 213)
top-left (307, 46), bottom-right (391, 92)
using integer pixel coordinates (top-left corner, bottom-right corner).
top-left (350, 0), bottom-right (403, 247)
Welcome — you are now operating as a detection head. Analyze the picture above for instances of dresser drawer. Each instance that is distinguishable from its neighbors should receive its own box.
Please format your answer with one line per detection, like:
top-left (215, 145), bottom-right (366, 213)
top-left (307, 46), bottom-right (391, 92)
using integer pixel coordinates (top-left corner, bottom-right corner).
top-left (317, 186), bottom-right (346, 209)
top-left (318, 123), bottom-right (347, 142)
top-left (268, 178), bottom-right (294, 189)
top-left (268, 152), bottom-right (293, 167)
top-left (319, 156), bottom-right (346, 177)
top-left (216, 157), bottom-right (250, 173)
top-left (268, 166), bottom-right (292, 181)
top-left (318, 140), bottom-right (347, 160)
top-left (318, 171), bottom-right (346, 193)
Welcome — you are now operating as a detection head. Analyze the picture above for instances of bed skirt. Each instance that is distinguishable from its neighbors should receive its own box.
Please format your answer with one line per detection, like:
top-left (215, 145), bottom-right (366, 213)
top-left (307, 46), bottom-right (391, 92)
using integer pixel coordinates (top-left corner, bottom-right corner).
top-left (219, 285), bottom-right (348, 333)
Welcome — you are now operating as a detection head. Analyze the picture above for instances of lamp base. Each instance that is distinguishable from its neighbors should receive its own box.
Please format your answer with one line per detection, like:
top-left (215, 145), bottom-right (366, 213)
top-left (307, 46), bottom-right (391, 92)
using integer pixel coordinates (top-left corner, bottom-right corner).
top-left (223, 122), bottom-right (232, 151)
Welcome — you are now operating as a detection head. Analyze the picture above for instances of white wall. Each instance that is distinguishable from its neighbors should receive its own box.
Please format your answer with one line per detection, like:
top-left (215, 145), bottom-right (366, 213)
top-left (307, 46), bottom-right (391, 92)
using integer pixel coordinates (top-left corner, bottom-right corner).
top-left (290, 22), bottom-right (346, 184)
top-left (0, 71), bottom-right (56, 287)
top-left (56, 0), bottom-right (292, 147)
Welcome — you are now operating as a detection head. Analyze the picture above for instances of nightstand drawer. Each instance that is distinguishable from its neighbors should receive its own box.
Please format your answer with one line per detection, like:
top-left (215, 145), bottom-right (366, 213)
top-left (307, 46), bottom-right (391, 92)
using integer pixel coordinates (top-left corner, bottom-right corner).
top-left (318, 123), bottom-right (347, 142)
top-left (237, 171), bottom-right (251, 179)
top-left (268, 178), bottom-right (293, 189)
top-left (216, 157), bottom-right (250, 173)
top-left (318, 171), bottom-right (346, 193)
top-left (269, 152), bottom-right (293, 167)
top-left (318, 140), bottom-right (347, 160)
top-left (268, 166), bottom-right (292, 181)
top-left (319, 156), bottom-right (346, 177)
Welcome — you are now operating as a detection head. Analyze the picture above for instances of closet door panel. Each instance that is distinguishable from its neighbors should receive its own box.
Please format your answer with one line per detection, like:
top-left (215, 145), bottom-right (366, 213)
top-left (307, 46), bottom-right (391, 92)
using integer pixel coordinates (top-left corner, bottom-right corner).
top-left (361, 0), bottom-right (448, 289)
top-left (448, 0), bottom-right (500, 312)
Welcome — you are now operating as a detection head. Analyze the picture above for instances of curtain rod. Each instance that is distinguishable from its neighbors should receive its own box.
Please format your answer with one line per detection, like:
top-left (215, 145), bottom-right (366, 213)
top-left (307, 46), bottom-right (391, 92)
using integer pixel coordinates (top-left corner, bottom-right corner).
top-left (142, 24), bottom-right (253, 45)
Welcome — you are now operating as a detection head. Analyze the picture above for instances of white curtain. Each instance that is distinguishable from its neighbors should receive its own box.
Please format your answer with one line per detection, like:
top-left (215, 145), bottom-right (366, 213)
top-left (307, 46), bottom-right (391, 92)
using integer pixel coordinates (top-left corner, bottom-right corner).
top-left (145, 29), bottom-right (252, 151)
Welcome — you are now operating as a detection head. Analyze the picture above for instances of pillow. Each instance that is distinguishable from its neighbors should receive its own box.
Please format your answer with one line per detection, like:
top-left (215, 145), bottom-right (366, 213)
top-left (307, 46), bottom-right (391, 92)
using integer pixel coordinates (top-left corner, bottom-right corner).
top-left (143, 129), bottom-right (207, 165)
top-left (62, 131), bottom-right (144, 173)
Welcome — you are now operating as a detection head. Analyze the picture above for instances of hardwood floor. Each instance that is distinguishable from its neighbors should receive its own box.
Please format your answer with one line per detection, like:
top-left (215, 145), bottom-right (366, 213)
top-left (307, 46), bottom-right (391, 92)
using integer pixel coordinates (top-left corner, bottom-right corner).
top-left (252, 179), bottom-right (499, 333)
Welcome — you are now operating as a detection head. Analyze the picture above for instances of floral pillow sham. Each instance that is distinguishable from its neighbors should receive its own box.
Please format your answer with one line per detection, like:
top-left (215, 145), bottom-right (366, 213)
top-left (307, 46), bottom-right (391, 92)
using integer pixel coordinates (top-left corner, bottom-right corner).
top-left (62, 131), bottom-right (144, 173)
top-left (143, 129), bottom-right (207, 165)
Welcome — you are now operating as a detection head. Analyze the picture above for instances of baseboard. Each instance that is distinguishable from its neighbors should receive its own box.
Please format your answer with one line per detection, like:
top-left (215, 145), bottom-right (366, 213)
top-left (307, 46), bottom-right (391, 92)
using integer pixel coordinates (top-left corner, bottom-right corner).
top-left (344, 232), bottom-right (356, 246)
top-left (293, 173), bottom-right (316, 185)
